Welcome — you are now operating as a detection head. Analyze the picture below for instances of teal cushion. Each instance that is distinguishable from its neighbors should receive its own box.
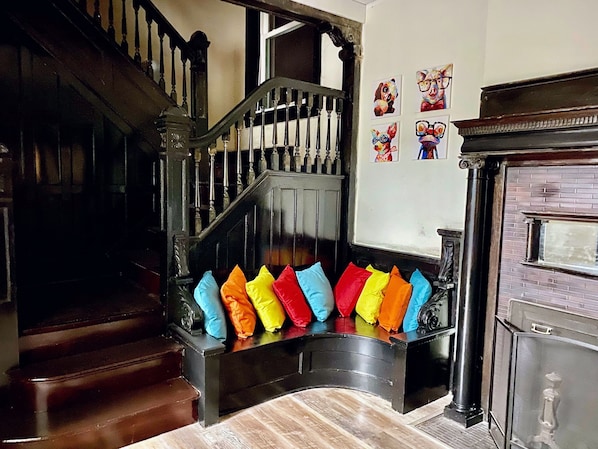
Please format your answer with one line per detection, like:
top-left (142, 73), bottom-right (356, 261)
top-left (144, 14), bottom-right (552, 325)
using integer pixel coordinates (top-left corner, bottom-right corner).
top-left (194, 270), bottom-right (227, 341)
top-left (402, 269), bottom-right (432, 332)
top-left (296, 262), bottom-right (334, 322)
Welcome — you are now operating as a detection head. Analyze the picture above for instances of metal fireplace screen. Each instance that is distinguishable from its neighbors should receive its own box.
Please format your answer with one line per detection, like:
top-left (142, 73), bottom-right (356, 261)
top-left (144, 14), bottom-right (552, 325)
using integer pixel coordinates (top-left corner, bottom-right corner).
top-left (490, 317), bottom-right (598, 449)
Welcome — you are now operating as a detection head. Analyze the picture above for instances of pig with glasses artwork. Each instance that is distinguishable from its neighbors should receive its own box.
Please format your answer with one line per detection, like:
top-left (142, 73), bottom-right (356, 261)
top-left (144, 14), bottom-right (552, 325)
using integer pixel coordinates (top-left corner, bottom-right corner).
top-left (416, 63), bottom-right (453, 112)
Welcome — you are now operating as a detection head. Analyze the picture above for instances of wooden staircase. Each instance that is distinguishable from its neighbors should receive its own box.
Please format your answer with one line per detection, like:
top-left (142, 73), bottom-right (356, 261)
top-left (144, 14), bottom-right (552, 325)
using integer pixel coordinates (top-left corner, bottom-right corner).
top-left (0, 263), bottom-right (199, 449)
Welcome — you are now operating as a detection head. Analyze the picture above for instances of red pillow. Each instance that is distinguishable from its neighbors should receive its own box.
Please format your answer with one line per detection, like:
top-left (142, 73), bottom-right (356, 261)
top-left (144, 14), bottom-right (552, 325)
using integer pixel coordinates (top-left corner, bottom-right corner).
top-left (272, 265), bottom-right (312, 327)
top-left (333, 262), bottom-right (372, 317)
top-left (378, 266), bottom-right (413, 332)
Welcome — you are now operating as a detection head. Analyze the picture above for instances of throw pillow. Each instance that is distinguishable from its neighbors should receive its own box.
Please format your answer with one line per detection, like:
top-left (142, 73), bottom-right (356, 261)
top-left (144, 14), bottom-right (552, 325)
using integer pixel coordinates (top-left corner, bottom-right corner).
top-left (333, 262), bottom-right (372, 317)
top-left (295, 261), bottom-right (334, 322)
top-left (220, 265), bottom-right (256, 339)
top-left (403, 268), bottom-right (433, 332)
top-left (378, 266), bottom-right (413, 333)
top-left (246, 265), bottom-right (286, 332)
top-left (272, 265), bottom-right (312, 327)
top-left (193, 270), bottom-right (227, 341)
top-left (355, 264), bottom-right (390, 325)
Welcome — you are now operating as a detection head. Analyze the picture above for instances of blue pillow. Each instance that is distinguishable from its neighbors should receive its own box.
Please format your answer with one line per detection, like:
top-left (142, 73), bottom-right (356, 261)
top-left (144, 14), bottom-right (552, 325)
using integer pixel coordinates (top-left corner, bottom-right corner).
top-left (295, 262), bottom-right (334, 322)
top-left (194, 270), bottom-right (227, 341)
top-left (402, 269), bottom-right (433, 332)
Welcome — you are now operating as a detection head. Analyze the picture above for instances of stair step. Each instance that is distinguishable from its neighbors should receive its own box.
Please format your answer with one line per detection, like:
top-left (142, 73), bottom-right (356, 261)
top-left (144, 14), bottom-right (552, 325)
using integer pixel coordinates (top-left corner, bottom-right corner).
top-left (0, 377), bottom-right (199, 449)
top-left (19, 278), bottom-right (164, 364)
top-left (10, 336), bottom-right (183, 412)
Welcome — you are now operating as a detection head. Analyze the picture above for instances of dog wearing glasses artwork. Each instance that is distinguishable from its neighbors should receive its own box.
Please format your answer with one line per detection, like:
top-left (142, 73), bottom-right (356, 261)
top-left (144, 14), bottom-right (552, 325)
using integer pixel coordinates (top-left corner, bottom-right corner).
top-left (371, 122), bottom-right (398, 162)
top-left (416, 63), bottom-right (453, 112)
top-left (415, 119), bottom-right (447, 160)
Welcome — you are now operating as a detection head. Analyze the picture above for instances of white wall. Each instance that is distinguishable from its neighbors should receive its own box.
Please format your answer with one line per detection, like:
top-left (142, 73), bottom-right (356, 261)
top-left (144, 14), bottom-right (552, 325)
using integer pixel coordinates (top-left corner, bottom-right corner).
top-left (153, 0), bottom-right (246, 126)
top-left (354, 0), bottom-right (487, 256)
top-left (484, 0), bottom-right (598, 85)
top-left (354, 0), bottom-right (598, 257)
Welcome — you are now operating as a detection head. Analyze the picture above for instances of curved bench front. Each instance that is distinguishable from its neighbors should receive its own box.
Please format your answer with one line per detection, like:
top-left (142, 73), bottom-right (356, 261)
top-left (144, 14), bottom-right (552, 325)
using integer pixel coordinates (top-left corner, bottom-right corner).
top-left (219, 316), bottom-right (454, 419)
top-left (172, 316), bottom-right (454, 426)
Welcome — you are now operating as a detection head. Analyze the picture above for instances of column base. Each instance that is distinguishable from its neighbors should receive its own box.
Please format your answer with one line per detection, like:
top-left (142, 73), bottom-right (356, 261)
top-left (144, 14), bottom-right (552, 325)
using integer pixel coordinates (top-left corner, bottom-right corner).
top-left (443, 402), bottom-right (484, 428)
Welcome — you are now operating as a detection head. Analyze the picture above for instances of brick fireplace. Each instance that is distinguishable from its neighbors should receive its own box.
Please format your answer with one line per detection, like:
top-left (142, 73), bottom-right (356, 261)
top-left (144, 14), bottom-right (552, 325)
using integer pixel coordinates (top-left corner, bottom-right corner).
top-left (443, 67), bottom-right (598, 449)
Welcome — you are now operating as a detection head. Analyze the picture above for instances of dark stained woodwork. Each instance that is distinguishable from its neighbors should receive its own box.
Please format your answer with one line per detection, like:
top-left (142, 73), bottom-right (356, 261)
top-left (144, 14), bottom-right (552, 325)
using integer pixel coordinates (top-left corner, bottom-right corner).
top-left (175, 230), bottom-right (461, 427)
top-left (9, 336), bottom-right (183, 412)
top-left (447, 67), bottom-right (598, 430)
top-left (189, 170), bottom-right (346, 284)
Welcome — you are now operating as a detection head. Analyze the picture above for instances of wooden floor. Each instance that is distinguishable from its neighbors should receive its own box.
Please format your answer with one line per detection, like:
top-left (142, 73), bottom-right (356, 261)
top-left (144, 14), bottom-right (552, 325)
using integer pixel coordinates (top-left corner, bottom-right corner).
top-left (123, 388), bottom-right (460, 449)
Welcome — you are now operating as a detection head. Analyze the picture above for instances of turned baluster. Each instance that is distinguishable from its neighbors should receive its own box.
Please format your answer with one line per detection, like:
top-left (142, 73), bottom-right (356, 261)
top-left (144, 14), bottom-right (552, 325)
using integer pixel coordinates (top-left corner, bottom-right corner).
top-left (314, 95), bottom-right (323, 174)
top-left (208, 146), bottom-right (217, 224)
top-left (120, 0), bottom-right (128, 52)
top-left (107, 0), bottom-right (115, 40)
top-left (222, 133), bottom-right (230, 210)
top-left (236, 122), bottom-right (243, 195)
top-left (158, 28), bottom-right (166, 91)
top-left (304, 93), bottom-right (314, 173)
top-left (247, 110), bottom-right (256, 184)
top-left (283, 88), bottom-right (291, 172)
top-left (335, 98), bottom-right (343, 175)
top-left (324, 96), bottom-right (333, 174)
top-left (271, 87), bottom-right (280, 171)
top-left (93, 0), bottom-right (101, 24)
top-left (194, 148), bottom-right (202, 234)
top-left (145, 14), bottom-right (154, 79)
top-left (170, 36), bottom-right (177, 102)
top-left (133, 1), bottom-right (141, 65)
top-left (294, 89), bottom-right (302, 173)
top-left (181, 56), bottom-right (188, 112)
top-left (259, 99), bottom-right (267, 173)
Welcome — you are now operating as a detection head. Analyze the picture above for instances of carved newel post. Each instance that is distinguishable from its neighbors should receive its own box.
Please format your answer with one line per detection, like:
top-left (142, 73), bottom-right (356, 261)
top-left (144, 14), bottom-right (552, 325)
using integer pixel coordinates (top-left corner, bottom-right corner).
top-left (444, 155), bottom-right (495, 427)
top-left (188, 30), bottom-right (210, 137)
top-left (156, 106), bottom-right (203, 334)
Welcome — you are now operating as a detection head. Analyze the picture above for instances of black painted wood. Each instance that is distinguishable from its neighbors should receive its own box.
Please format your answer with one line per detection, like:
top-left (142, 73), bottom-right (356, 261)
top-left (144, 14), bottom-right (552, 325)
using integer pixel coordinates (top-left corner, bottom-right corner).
top-left (176, 230), bottom-right (461, 426)
top-left (188, 170), bottom-right (345, 284)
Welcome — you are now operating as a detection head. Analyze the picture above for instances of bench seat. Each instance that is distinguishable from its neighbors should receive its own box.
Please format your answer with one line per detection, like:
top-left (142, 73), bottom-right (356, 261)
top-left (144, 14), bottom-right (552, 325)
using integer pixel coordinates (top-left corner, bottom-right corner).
top-left (172, 315), bottom-right (455, 426)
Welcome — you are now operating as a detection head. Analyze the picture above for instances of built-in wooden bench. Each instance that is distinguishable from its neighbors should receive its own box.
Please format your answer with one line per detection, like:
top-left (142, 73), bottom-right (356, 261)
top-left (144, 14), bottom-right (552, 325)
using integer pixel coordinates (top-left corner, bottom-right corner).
top-left (172, 229), bottom-right (461, 426)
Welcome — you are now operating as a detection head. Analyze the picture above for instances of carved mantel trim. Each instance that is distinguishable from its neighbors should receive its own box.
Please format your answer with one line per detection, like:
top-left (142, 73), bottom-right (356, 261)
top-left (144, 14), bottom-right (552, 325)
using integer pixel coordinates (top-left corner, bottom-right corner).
top-left (455, 106), bottom-right (598, 137)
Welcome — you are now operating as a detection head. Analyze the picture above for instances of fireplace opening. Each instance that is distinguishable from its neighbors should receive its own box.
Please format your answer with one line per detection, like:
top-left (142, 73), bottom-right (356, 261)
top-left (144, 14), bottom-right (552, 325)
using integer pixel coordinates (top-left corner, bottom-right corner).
top-left (489, 301), bottom-right (598, 449)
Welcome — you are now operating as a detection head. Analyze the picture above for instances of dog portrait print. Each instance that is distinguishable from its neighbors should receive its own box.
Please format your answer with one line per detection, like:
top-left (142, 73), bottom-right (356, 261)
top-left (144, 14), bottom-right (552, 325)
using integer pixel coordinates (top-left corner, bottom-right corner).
top-left (416, 63), bottom-right (453, 112)
top-left (372, 77), bottom-right (401, 118)
top-left (414, 116), bottom-right (449, 160)
top-left (370, 122), bottom-right (399, 162)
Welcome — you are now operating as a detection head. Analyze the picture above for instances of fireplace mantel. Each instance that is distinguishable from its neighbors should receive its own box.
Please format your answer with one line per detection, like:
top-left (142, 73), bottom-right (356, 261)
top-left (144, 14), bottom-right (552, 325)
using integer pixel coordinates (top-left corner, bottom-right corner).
top-left (444, 68), bottom-right (598, 430)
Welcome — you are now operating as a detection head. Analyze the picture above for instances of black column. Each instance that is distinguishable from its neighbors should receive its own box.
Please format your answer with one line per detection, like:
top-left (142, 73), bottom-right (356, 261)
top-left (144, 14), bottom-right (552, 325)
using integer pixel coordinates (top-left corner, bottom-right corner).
top-left (444, 155), bottom-right (494, 427)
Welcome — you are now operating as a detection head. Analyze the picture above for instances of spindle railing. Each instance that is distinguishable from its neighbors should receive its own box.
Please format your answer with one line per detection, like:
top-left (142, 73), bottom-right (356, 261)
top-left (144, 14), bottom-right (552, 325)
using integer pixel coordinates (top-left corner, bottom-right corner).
top-left (75, 0), bottom-right (208, 126)
top-left (188, 77), bottom-right (347, 236)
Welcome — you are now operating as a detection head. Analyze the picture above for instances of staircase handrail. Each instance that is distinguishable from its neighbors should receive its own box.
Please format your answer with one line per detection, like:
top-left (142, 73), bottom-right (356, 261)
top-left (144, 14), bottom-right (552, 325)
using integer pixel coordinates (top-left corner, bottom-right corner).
top-left (189, 77), bottom-right (346, 149)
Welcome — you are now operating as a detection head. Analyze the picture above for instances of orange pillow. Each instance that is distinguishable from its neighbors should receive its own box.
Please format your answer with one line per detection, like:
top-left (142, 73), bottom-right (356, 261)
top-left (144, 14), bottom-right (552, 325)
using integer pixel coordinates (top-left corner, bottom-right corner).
top-left (220, 265), bottom-right (256, 339)
top-left (378, 266), bottom-right (413, 332)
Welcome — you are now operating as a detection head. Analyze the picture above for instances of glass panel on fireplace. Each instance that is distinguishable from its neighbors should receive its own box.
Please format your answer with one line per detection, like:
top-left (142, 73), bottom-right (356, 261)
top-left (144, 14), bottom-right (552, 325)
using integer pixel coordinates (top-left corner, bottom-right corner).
top-left (539, 219), bottom-right (598, 275)
top-left (510, 333), bottom-right (598, 449)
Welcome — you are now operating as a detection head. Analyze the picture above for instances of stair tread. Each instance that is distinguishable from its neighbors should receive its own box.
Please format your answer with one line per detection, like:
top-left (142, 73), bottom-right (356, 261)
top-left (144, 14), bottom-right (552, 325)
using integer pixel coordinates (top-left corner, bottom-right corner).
top-left (11, 336), bottom-right (181, 381)
top-left (0, 377), bottom-right (198, 443)
top-left (21, 277), bottom-right (162, 335)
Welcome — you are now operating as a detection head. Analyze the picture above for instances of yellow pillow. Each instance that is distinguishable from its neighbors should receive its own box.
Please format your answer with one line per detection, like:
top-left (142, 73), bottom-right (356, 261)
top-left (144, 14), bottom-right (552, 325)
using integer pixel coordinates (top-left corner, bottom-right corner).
top-left (355, 265), bottom-right (390, 324)
top-left (246, 265), bottom-right (286, 332)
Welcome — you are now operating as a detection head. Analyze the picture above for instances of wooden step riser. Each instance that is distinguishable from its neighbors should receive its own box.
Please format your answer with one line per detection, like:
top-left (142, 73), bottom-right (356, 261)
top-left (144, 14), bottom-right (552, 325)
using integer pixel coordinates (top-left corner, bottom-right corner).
top-left (11, 351), bottom-right (183, 413)
top-left (2, 395), bottom-right (198, 449)
top-left (19, 313), bottom-right (165, 364)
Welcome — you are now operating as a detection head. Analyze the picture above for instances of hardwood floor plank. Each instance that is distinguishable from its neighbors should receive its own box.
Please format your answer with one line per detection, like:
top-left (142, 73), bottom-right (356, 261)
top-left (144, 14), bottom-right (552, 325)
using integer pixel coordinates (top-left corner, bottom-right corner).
top-left (124, 388), bottom-right (457, 449)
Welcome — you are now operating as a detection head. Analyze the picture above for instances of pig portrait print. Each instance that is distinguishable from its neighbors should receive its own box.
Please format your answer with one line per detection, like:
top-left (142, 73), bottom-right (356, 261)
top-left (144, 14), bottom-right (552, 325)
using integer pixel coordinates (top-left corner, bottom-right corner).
top-left (416, 63), bottom-right (453, 112)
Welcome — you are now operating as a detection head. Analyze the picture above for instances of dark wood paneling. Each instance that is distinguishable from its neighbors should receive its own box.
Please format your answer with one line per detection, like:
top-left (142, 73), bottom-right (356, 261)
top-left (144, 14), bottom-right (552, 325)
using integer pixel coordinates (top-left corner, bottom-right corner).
top-left (189, 171), bottom-right (344, 284)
